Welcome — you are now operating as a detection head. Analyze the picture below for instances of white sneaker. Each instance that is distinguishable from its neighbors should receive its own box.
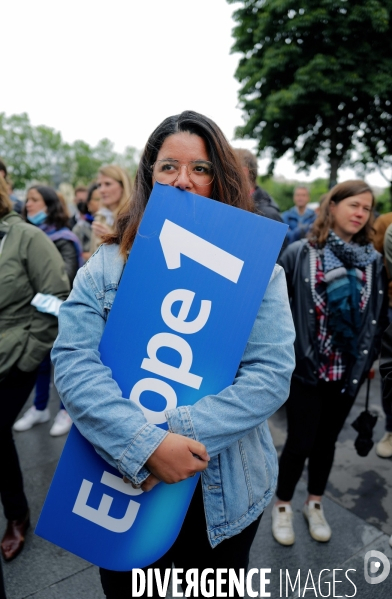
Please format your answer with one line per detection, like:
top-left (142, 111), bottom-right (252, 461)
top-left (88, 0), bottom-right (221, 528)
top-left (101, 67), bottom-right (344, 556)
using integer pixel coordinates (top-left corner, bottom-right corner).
top-left (303, 501), bottom-right (331, 542)
top-left (13, 406), bottom-right (50, 432)
top-left (272, 503), bottom-right (295, 545)
top-left (49, 410), bottom-right (72, 437)
top-left (376, 432), bottom-right (392, 458)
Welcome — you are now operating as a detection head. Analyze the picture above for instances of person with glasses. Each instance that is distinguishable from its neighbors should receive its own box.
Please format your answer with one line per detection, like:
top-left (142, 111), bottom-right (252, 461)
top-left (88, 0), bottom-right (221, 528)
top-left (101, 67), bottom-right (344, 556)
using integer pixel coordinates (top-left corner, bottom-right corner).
top-left (51, 111), bottom-right (295, 598)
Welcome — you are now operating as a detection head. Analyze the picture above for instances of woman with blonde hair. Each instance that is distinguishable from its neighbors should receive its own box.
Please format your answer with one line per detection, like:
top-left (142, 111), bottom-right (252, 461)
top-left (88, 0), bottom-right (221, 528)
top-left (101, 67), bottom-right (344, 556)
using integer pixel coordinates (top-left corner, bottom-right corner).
top-left (90, 165), bottom-right (132, 254)
top-left (272, 180), bottom-right (388, 547)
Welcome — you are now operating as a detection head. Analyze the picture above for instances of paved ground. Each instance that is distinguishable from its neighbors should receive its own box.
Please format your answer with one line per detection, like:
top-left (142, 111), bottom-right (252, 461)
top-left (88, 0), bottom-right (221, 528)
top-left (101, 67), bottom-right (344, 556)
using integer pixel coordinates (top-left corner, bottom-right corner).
top-left (1, 367), bottom-right (391, 598)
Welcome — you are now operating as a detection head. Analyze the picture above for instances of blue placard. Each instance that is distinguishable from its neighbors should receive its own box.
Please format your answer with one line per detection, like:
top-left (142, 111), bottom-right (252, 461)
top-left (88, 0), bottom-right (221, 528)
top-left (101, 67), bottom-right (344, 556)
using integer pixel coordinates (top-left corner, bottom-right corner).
top-left (36, 184), bottom-right (287, 571)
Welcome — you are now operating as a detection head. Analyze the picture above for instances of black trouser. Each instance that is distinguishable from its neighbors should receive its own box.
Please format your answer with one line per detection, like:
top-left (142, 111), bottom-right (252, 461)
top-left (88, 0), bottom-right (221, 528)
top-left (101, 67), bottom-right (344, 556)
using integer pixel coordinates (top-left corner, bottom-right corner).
top-left (100, 482), bottom-right (262, 599)
top-left (0, 365), bottom-right (38, 521)
top-left (382, 387), bottom-right (392, 432)
top-left (276, 378), bottom-right (356, 501)
top-left (0, 559), bottom-right (6, 599)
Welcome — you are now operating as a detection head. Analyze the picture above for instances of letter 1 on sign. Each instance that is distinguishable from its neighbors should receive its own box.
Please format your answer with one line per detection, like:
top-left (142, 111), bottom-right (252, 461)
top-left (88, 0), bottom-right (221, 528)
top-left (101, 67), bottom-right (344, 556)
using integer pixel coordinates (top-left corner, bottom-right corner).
top-left (161, 289), bottom-right (211, 335)
top-left (141, 332), bottom-right (203, 389)
top-left (72, 471), bottom-right (142, 533)
top-left (159, 220), bottom-right (244, 283)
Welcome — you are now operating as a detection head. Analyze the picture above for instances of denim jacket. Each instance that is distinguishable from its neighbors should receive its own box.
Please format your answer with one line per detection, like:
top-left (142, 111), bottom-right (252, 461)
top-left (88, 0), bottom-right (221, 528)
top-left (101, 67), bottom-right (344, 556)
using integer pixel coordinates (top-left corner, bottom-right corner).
top-left (52, 243), bottom-right (295, 547)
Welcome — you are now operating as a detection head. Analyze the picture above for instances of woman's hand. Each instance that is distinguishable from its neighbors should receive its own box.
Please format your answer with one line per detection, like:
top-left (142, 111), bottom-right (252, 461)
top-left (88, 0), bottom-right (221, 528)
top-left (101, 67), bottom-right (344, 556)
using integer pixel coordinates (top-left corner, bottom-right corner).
top-left (92, 221), bottom-right (112, 238)
top-left (122, 434), bottom-right (209, 492)
top-left (123, 473), bottom-right (161, 492)
top-left (146, 433), bottom-right (210, 484)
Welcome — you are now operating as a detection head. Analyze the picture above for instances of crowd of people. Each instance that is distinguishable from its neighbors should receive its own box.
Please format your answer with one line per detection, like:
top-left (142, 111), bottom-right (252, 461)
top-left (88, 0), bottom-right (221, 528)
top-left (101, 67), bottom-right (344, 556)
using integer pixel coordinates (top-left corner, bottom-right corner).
top-left (0, 112), bottom-right (391, 598)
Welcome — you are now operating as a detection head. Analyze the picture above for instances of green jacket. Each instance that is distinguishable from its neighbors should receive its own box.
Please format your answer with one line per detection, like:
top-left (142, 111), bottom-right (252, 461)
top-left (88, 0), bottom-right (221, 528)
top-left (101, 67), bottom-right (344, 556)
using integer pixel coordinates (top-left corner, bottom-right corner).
top-left (0, 212), bottom-right (70, 380)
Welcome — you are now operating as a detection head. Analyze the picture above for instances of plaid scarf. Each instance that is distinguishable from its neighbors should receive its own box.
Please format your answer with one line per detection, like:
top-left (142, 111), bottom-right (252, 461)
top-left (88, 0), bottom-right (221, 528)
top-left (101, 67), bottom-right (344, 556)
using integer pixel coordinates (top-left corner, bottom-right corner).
top-left (323, 231), bottom-right (377, 357)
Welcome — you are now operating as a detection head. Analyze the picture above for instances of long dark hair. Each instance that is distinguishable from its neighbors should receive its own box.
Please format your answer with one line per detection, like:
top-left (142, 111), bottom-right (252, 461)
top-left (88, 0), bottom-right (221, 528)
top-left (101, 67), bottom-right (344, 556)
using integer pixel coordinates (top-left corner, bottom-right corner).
top-left (0, 176), bottom-right (13, 218)
top-left (309, 180), bottom-right (375, 247)
top-left (24, 185), bottom-right (69, 230)
top-left (105, 111), bottom-right (252, 257)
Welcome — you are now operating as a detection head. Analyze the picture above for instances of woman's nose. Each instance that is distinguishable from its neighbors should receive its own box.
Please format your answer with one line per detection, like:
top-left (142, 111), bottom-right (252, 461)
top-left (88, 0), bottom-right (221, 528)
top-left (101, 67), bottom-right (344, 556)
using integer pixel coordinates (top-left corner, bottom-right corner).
top-left (173, 165), bottom-right (192, 189)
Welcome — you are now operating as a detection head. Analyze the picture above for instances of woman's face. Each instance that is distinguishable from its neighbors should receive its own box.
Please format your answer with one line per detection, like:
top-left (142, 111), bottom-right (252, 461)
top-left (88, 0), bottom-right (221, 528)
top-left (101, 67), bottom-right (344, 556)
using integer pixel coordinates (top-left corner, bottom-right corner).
top-left (88, 188), bottom-right (101, 216)
top-left (26, 188), bottom-right (47, 216)
top-left (152, 132), bottom-right (213, 199)
top-left (330, 192), bottom-right (373, 243)
top-left (97, 174), bottom-right (123, 210)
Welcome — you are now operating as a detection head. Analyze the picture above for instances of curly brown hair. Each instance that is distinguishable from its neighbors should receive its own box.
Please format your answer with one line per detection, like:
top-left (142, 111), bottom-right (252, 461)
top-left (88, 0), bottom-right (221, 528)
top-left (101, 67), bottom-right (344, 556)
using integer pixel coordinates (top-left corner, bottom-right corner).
top-left (309, 180), bottom-right (375, 247)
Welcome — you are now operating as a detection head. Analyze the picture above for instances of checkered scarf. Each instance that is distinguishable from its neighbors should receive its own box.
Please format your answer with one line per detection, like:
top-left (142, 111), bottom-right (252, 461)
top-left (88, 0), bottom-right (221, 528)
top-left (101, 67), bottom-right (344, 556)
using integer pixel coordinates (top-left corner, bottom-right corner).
top-left (323, 231), bottom-right (377, 358)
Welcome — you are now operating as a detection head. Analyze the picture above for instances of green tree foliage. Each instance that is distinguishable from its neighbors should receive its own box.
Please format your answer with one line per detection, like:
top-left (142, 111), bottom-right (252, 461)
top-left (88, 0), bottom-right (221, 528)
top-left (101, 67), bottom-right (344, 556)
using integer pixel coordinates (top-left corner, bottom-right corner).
top-left (228, 0), bottom-right (392, 186)
top-left (0, 112), bottom-right (139, 189)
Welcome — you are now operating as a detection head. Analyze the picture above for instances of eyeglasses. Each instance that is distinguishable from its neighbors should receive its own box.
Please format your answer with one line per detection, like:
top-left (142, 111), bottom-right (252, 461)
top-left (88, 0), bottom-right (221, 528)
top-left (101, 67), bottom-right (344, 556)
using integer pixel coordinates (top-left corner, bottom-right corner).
top-left (152, 160), bottom-right (214, 186)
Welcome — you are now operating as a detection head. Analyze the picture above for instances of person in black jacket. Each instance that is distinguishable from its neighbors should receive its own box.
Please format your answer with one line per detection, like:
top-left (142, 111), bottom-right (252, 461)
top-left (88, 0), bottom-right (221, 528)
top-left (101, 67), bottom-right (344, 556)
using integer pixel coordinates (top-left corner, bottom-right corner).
top-left (234, 148), bottom-right (283, 222)
top-left (272, 180), bottom-right (388, 547)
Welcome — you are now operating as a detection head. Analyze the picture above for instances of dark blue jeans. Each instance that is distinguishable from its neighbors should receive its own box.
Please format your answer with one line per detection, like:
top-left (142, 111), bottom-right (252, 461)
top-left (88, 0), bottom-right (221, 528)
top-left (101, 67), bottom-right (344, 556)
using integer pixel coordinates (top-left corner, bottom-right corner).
top-left (34, 353), bottom-right (64, 411)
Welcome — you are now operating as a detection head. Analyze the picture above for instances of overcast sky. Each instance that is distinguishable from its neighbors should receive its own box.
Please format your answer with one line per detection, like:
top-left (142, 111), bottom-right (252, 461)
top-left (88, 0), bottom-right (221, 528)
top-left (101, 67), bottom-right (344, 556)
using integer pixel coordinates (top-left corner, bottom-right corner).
top-left (2, 0), bottom-right (387, 188)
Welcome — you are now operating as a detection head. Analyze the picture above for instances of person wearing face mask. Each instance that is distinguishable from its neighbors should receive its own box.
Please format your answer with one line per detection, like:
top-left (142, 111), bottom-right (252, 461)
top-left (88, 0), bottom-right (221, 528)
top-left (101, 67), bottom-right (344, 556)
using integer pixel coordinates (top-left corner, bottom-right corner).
top-left (89, 165), bottom-right (132, 254)
top-left (13, 187), bottom-right (83, 437)
top-left (271, 181), bottom-right (388, 547)
top-left (0, 177), bottom-right (69, 561)
top-left (51, 111), bottom-right (296, 599)
top-left (72, 183), bottom-right (101, 262)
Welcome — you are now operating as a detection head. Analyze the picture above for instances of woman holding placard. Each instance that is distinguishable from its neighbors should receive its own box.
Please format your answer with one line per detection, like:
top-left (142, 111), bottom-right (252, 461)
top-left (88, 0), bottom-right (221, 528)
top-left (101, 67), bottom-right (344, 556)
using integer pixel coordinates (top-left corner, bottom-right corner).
top-left (52, 111), bottom-right (296, 598)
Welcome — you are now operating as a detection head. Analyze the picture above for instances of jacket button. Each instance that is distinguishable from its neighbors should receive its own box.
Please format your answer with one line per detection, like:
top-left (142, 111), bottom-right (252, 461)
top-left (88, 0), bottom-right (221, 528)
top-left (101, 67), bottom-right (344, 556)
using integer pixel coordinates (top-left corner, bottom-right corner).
top-left (305, 278), bottom-right (309, 282)
top-left (379, 290), bottom-right (383, 294)
top-left (363, 349), bottom-right (368, 354)
top-left (353, 379), bottom-right (358, 384)
top-left (372, 320), bottom-right (377, 324)
top-left (309, 309), bottom-right (314, 314)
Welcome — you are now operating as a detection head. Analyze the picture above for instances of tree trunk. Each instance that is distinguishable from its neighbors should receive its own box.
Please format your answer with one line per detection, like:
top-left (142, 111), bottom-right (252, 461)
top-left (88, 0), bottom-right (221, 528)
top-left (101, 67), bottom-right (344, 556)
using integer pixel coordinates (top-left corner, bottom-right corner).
top-left (329, 158), bottom-right (339, 189)
top-left (329, 121), bottom-right (339, 188)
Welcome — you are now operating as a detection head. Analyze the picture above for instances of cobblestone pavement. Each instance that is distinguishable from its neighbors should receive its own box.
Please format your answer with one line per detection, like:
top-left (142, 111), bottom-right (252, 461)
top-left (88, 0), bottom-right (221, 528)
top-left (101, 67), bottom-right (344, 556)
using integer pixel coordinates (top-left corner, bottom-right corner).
top-left (1, 367), bottom-right (391, 598)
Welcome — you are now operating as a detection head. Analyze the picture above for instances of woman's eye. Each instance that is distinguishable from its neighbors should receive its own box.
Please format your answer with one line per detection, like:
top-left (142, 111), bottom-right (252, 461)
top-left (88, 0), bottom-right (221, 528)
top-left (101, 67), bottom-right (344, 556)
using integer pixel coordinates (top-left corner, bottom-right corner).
top-left (161, 163), bottom-right (176, 172)
top-left (192, 163), bottom-right (212, 174)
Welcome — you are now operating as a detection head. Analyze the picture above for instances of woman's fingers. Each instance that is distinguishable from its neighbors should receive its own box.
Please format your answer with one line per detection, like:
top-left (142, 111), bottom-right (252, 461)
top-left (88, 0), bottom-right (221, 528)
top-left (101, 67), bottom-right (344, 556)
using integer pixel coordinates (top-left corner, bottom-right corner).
top-left (123, 434), bottom-right (210, 489)
top-left (140, 474), bottom-right (161, 492)
top-left (123, 473), bottom-right (161, 493)
top-left (188, 438), bottom-right (210, 462)
top-left (146, 433), bottom-right (210, 484)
